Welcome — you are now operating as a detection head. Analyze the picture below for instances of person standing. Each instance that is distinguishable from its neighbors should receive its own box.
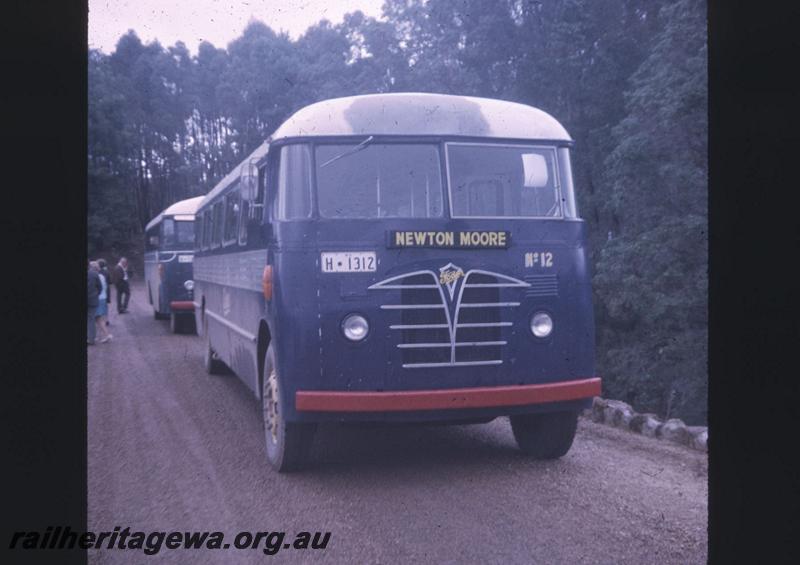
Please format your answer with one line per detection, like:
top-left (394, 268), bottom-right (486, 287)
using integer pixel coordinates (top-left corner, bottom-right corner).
top-left (87, 261), bottom-right (102, 345)
top-left (91, 261), bottom-right (113, 343)
top-left (97, 258), bottom-right (112, 325)
top-left (114, 257), bottom-right (131, 314)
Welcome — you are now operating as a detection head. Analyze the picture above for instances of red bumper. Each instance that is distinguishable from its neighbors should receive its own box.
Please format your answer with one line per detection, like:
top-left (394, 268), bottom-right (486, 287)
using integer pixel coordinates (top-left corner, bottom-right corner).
top-left (295, 377), bottom-right (601, 413)
top-left (170, 301), bottom-right (195, 312)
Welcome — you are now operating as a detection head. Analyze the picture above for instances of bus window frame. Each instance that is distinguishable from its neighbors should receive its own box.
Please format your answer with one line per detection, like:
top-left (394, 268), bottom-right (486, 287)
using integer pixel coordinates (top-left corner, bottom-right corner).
top-left (201, 210), bottom-right (211, 250)
top-left (222, 188), bottom-right (240, 247)
top-left (238, 196), bottom-right (250, 246)
top-left (145, 223), bottom-right (160, 251)
top-left (210, 202), bottom-right (224, 249)
top-left (444, 141), bottom-right (564, 220)
top-left (195, 213), bottom-right (203, 251)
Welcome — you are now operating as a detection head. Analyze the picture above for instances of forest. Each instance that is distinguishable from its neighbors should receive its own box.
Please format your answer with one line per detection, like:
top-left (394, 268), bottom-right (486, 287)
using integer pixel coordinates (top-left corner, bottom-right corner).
top-left (88, 0), bottom-right (707, 424)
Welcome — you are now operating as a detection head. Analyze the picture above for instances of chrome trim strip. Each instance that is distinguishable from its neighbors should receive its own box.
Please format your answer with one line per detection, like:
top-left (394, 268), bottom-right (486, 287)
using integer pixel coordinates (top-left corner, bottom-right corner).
top-left (368, 270), bottom-right (437, 290)
top-left (464, 283), bottom-right (524, 288)
top-left (389, 323), bottom-right (449, 330)
top-left (397, 341), bottom-right (507, 349)
top-left (402, 360), bottom-right (504, 368)
top-left (381, 304), bottom-right (446, 310)
top-left (372, 284), bottom-right (439, 289)
top-left (464, 269), bottom-right (531, 287)
top-left (205, 308), bottom-right (257, 342)
top-left (458, 302), bottom-right (521, 308)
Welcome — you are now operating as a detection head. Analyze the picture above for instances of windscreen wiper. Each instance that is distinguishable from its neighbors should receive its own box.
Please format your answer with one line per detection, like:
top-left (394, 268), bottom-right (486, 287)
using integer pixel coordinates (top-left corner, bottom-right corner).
top-left (319, 136), bottom-right (374, 168)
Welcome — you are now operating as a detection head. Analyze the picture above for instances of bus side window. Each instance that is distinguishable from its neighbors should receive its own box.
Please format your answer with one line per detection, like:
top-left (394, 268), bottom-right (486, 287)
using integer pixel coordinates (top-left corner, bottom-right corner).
top-left (212, 202), bottom-right (224, 248)
top-left (195, 215), bottom-right (202, 251)
top-left (278, 144), bottom-right (312, 220)
top-left (238, 196), bottom-right (249, 246)
top-left (251, 165), bottom-right (266, 223)
top-left (161, 218), bottom-right (175, 247)
top-left (202, 211), bottom-right (211, 250)
top-left (146, 226), bottom-right (159, 251)
top-left (223, 190), bottom-right (240, 246)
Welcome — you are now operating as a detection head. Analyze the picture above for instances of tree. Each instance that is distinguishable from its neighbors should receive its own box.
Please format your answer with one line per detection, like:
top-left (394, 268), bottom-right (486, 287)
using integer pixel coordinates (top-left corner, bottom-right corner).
top-left (594, 0), bottom-right (707, 423)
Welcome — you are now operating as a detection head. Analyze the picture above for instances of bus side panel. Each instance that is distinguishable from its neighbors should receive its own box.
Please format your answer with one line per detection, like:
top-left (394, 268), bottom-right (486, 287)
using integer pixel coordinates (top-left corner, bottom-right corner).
top-left (271, 246), bottom-right (330, 416)
top-left (162, 252), bottom-right (194, 313)
top-left (144, 251), bottom-right (159, 313)
top-left (226, 285), bottom-right (263, 396)
top-left (194, 249), bottom-right (267, 397)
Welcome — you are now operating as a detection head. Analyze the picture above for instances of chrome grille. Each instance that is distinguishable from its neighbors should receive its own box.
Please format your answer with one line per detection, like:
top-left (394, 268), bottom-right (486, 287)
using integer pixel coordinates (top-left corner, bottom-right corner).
top-left (523, 274), bottom-right (558, 297)
top-left (370, 268), bottom-right (529, 368)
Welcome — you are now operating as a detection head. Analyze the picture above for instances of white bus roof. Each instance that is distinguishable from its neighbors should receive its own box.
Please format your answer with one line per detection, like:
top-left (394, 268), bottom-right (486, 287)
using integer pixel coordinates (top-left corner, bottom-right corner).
top-left (145, 195), bottom-right (205, 232)
top-left (270, 93), bottom-right (572, 142)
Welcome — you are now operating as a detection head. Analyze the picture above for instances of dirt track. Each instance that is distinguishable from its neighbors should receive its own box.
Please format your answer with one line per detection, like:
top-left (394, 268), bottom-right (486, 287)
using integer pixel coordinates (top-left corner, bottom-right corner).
top-left (88, 283), bottom-right (707, 564)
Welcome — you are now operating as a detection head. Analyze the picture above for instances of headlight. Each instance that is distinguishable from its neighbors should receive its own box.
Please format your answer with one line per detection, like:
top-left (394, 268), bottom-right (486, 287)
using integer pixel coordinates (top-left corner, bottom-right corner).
top-left (342, 313), bottom-right (369, 341)
top-left (184, 280), bottom-right (195, 291)
top-left (530, 312), bottom-right (553, 338)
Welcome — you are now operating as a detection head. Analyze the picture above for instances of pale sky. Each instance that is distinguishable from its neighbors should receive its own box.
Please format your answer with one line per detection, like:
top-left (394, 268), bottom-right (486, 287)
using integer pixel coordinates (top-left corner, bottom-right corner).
top-left (88, 0), bottom-right (385, 54)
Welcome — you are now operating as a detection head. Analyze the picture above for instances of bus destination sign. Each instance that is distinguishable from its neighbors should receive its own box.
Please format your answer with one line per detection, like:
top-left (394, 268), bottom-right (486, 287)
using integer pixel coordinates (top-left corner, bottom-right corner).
top-left (387, 230), bottom-right (511, 249)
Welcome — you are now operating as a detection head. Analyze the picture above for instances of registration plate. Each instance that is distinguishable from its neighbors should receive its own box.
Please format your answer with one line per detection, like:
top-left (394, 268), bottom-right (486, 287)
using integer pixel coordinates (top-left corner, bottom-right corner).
top-left (178, 255), bottom-right (193, 263)
top-left (321, 252), bottom-right (376, 273)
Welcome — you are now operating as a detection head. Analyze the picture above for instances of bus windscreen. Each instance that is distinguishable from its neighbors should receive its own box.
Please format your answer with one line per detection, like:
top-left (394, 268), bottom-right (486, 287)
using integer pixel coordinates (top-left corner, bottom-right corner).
top-left (447, 144), bottom-right (562, 218)
top-left (316, 143), bottom-right (443, 219)
top-left (162, 218), bottom-right (195, 249)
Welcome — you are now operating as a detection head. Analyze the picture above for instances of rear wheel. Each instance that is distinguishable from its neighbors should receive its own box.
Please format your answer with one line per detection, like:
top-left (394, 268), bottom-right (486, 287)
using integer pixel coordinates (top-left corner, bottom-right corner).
top-left (170, 312), bottom-right (180, 333)
top-left (203, 318), bottom-right (226, 374)
top-left (510, 411), bottom-right (579, 459)
top-left (262, 344), bottom-right (315, 472)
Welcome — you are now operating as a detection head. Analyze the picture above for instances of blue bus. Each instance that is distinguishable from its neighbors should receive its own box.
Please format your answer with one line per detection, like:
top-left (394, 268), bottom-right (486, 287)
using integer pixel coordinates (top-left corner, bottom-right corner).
top-left (144, 196), bottom-right (203, 334)
top-left (193, 93), bottom-right (600, 471)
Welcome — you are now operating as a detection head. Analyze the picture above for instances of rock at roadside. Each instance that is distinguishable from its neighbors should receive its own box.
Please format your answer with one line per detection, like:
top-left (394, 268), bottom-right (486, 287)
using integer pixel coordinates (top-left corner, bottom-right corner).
top-left (686, 426), bottom-right (708, 452)
top-left (661, 418), bottom-right (691, 445)
top-left (591, 397), bottom-right (607, 423)
top-left (630, 413), bottom-right (658, 433)
top-left (603, 400), bottom-right (634, 429)
top-left (641, 415), bottom-right (663, 438)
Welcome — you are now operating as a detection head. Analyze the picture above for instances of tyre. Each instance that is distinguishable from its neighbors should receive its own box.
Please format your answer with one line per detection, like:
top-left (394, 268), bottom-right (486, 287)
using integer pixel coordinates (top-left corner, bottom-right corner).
top-left (510, 410), bottom-right (579, 459)
top-left (185, 315), bottom-right (197, 335)
top-left (170, 312), bottom-right (180, 334)
top-left (262, 344), bottom-right (315, 472)
top-left (203, 319), bottom-right (226, 374)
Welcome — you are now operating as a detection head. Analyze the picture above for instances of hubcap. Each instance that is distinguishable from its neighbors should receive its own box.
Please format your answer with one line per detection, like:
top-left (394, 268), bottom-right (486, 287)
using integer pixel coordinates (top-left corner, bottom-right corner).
top-left (264, 366), bottom-right (279, 444)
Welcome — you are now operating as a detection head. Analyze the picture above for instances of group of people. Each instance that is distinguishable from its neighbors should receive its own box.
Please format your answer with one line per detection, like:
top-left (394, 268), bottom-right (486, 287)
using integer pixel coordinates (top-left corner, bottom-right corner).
top-left (87, 257), bottom-right (133, 346)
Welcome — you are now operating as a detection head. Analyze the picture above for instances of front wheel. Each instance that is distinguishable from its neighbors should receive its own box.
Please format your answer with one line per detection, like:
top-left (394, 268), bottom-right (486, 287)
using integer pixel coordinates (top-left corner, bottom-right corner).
top-left (262, 344), bottom-right (315, 472)
top-left (510, 411), bottom-right (579, 459)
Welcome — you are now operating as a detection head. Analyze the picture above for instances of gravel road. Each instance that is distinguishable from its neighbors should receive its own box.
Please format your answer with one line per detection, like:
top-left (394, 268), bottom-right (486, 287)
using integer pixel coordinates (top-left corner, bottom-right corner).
top-left (88, 283), bottom-right (707, 564)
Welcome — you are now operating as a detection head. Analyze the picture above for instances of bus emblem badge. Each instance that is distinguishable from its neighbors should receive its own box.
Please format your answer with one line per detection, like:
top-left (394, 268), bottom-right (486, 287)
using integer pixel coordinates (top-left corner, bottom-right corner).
top-left (438, 263), bottom-right (464, 300)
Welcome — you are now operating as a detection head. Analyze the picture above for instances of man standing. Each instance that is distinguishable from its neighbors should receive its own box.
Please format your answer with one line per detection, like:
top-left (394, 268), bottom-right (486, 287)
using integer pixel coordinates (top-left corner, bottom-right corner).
top-left (87, 261), bottom-right (102, 345)
top-left (114, 257), bottom-right (132, 314)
